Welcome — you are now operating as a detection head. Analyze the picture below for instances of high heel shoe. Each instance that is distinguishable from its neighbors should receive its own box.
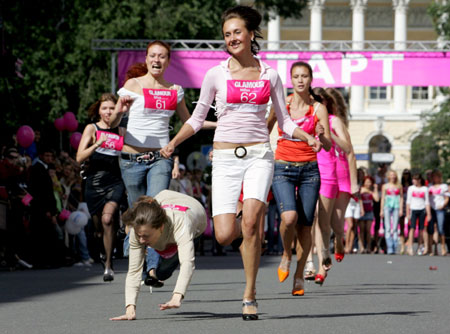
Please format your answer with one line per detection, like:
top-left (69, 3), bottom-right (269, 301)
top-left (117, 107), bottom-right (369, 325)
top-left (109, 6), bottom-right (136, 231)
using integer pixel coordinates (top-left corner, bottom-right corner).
top-left (242, 300), bottom-right (258, 321)
top-left (103, 268), bottom-right (114, 282)
top-left (322, 257), bottom-right (332, 271)
top-left (314, 272), bottom-right (327, 286)
top-left (292, 278), bottom-right (305, 296)
top-left (334, 253), bottom-right (345, 262)
top-left (304, 260), bottom-right (316, 281)
top-left (277, 257), bottom-right (291, 282)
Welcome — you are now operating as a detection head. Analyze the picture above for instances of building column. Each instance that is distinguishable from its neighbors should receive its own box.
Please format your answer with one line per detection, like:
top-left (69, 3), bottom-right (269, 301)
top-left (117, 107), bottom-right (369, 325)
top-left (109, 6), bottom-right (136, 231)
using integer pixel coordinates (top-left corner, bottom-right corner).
top-left (393, 0), bottom-right (409, 113)
top-left (267, 13), bottom-right (280, 51)
top-left (350, 0), bottom-right (367, 114)
top-left (309, 0), bottom-right (325, 50)
top-left (436, 0), bottom-right (448, 105)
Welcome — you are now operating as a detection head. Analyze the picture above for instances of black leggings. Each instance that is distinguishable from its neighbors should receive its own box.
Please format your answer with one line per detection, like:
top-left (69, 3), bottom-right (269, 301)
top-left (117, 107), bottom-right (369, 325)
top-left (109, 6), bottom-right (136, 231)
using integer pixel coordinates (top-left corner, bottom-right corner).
top-left (410, 209), bottom-right (426, 231)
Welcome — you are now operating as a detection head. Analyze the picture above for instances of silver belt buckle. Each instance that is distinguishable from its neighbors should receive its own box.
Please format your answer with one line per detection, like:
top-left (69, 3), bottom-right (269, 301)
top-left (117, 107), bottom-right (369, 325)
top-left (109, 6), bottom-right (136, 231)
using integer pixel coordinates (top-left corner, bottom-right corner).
top-left (136, 152), bottom-right (155, 163)
top-left (234, 146), bottom-right (247, 159)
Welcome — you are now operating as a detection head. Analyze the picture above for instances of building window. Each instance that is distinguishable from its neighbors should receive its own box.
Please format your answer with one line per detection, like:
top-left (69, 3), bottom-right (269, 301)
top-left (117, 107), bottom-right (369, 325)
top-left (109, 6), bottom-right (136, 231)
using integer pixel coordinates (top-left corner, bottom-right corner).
top-left (369, 87), bottom-right (387, 100)
top-left (412, 86), bottom-right (429, 100)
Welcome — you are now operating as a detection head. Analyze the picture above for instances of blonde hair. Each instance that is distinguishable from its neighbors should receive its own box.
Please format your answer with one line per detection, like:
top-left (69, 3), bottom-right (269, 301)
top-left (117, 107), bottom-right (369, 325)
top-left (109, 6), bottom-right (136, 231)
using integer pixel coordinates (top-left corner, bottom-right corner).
top-left (387, 170), bottom-right (400, 186)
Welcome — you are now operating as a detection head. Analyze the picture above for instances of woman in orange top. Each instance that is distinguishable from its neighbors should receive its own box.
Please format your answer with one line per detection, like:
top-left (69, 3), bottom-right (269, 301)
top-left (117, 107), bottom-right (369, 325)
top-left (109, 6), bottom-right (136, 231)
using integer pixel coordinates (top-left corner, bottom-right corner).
top-left (267, 61), bottom-right (331, 295)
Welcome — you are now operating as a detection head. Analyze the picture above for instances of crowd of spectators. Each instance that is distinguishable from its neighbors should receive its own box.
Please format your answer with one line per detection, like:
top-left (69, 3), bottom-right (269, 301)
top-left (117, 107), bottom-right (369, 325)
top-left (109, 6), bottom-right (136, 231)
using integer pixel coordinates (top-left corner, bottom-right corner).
top-left (1, 137), bottom-right (449, 272)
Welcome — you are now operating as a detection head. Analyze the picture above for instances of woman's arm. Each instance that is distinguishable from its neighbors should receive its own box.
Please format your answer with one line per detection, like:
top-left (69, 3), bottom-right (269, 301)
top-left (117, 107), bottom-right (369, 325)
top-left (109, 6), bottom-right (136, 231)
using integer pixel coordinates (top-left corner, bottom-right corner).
top-left (399, 186), bottom-right (404, 216)
top-left (110, 95), bottom-right (134, 129)
top-left (76, 124), bottom-right (106, 163)
top-left (159, 238), bottom-right (196, 310)
top-left (110, 228), bottom-right (145, 320)
top-left (175, 97), bottom-right (216, 129)
top-left (161, 70), bottom-right (216, 158)
top-left (372, 185), bottom-right (380, 202)
top-left (380, 184), bottom-right (386, 218)
top-left (172, 155), bottom-right (180, 179)
top-left (315, 104), bottom-right (332, 152)
top-left (270, 74), bottom-right (322, 152)
top-left (331, 117), bottom-right (352, 155)
top-left (266, 107), bottom-right (277, 133)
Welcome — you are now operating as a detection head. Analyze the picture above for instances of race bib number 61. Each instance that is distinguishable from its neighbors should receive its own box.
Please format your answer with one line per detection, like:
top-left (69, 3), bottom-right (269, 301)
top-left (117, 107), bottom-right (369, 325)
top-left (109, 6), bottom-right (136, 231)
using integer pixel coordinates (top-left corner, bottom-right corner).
top-left (143, 88), bottom-right (177, 111)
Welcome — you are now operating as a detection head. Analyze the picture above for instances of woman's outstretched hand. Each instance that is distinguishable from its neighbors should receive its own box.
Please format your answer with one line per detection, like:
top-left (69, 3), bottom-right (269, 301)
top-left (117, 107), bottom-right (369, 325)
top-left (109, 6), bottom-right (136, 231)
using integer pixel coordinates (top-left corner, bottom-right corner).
top-left (159, 293), bottom-right (183, 311)
top-left (110, 305), bottom-right (136, 321)
top-left (160, 142), bottom-right (175, 159)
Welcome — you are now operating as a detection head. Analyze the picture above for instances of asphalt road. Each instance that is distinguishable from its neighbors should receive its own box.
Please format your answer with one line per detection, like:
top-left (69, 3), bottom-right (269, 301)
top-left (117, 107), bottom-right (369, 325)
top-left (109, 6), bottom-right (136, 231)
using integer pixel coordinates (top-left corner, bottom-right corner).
top-left (1, 252), bottom-right (449, 334)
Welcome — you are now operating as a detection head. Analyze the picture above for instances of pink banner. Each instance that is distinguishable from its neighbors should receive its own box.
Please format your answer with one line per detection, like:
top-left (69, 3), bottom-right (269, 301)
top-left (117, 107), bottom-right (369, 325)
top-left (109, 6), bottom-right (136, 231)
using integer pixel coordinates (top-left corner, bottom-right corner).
top-left (118, 50), bottom-right (450, 89)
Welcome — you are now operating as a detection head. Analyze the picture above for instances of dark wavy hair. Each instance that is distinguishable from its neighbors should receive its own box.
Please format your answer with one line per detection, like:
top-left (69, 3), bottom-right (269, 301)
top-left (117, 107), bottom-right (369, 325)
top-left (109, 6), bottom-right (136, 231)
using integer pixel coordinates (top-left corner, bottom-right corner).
top-left (291, 61), bottom-right (322, 103)
top-left (87, 93), bottom-right (117, 121)
top-left (326, 88), bottom-right (349, 127)
top-left (221, 5), bottom-right (263, 55)
top-left (313, 87), bottom-right (336, 113)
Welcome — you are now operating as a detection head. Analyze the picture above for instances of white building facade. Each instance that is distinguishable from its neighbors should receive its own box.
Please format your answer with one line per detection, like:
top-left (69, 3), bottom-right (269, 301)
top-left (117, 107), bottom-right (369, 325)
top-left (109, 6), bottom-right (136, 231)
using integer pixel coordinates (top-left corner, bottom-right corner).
top-left (261, 0), bottom-right (440, 174)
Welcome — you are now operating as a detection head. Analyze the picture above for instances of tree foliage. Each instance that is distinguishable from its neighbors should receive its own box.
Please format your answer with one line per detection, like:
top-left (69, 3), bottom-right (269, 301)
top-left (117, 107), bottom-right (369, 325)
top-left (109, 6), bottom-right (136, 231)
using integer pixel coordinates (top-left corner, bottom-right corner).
top-left (411, 3), bottom-right (450, 179)
top-left (254, 0), bottom-right (308, 21)
top-left (411, 92), bottom-right (450, 179)
top-left (1, 0), bottom-right (307, 150)
top-left (1, 0), bottom-right (234, 131)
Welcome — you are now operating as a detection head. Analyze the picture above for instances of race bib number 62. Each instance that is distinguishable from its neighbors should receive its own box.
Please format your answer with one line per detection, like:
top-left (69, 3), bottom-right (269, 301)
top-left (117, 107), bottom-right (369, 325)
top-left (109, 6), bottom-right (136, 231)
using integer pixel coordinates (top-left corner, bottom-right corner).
top-left (226, 80), bottom-right (270, 105)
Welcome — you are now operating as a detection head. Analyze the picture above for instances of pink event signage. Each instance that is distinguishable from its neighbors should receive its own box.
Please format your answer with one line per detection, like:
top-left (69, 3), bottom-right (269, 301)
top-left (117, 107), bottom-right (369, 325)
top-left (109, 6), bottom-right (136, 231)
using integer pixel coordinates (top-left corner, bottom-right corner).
top-left (118, 50), bottom-right (450, 89)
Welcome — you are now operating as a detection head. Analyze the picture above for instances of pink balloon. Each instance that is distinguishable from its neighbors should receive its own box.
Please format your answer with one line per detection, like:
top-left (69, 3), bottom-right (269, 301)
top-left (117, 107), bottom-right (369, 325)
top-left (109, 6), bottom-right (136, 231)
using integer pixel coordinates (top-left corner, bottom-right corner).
top-left (70, 132), bottom-right (82, 150)
top-left (54, 117), bottom-right (65, 131)
top-left (65, 118), bottom-right (78, 132)
top-left (63, 111), bottom-right (76, 122)
top-left (16, 125), bottom-right (35, 148)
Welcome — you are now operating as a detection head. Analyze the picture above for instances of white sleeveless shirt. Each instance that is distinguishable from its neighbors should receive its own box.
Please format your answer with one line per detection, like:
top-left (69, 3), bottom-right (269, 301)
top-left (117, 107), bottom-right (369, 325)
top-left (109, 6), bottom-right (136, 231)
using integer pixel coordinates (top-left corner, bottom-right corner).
top-left (117, 78), bottom-right (185, 148)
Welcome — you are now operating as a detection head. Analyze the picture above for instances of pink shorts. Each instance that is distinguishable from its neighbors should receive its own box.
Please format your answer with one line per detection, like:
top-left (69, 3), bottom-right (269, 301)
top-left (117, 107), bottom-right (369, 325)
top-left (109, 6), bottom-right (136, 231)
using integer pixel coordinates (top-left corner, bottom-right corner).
top-left (318, 159), bottom-right (339, 199)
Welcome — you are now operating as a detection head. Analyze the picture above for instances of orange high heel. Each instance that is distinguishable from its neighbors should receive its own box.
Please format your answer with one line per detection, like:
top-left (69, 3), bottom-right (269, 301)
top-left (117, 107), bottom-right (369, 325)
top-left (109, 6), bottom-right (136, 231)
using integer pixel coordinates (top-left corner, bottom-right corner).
top-left (277, 258), bottom-right (291, 283)
top-left (292, 278), bottom-right (305, 296)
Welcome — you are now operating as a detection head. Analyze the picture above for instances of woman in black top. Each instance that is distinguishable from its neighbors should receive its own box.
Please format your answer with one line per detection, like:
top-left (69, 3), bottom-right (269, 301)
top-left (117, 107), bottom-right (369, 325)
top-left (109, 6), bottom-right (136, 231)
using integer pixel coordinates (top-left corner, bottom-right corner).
top-left (77, 93), bottom-right (126, 281)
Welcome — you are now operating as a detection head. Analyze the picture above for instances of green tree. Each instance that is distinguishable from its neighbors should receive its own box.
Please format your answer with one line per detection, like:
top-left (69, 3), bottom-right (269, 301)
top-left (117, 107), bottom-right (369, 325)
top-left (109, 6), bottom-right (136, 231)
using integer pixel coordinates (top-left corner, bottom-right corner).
top-left (410, 92), bottom-right (450, 179)
top-left (411, 2), bottom-right (450, 179)
top-left (1, 0), bottom-right (307, 150)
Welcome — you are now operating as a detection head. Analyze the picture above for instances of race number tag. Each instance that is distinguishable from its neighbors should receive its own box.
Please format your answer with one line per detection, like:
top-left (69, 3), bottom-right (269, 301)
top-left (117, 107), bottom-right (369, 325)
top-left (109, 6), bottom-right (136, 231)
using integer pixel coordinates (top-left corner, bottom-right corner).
top-left (96, 131), bottom-right (124, 151)
top-left (226, 80), bottom-right (270, 107)
top-left (412, 191), bottom-right (425, 198)
top-left (143, 88), bottom-right (177, 111)
top-left (429, 187), bottom-right (441, 195)
top-left (161, 204), bottom-right (189, 212)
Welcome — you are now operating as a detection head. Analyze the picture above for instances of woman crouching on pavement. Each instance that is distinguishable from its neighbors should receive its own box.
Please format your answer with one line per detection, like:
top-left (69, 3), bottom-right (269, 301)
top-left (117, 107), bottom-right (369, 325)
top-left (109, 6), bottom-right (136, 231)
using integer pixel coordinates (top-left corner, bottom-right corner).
top-left (110, 190), bottom-right (206, 320)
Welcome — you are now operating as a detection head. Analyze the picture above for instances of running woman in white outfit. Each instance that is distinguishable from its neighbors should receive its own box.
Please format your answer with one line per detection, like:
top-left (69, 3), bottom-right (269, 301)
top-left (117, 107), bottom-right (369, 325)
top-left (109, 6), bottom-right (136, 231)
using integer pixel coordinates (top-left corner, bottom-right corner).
top-left (161, 5), bottom-right (321, 320)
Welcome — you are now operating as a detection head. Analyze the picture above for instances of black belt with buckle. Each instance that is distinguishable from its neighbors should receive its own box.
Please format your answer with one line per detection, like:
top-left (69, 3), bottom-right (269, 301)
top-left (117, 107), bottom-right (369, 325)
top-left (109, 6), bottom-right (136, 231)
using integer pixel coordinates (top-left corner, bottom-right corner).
top-left (234, 146), bottom-right (247, 159)
top-left (121, 151), bottom-right (161, 163)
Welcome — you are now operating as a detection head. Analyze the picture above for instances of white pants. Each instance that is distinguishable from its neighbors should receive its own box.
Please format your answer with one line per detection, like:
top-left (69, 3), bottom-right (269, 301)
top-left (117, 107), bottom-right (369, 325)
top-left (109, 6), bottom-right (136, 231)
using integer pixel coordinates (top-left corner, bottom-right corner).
top-left (211, 143), bottom-right (274, 216)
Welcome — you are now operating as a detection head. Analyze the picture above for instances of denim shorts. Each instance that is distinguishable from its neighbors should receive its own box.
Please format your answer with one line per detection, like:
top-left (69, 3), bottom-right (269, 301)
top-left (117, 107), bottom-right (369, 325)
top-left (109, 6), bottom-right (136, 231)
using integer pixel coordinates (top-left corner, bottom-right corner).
top-left (272, 160), bottom-right (320, 226)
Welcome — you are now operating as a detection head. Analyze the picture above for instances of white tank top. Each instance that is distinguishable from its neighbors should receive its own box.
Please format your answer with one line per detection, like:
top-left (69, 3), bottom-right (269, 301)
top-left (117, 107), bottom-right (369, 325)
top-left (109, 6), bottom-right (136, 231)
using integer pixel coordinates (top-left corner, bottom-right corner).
top-left (117, 78), bottom-right (184, 148)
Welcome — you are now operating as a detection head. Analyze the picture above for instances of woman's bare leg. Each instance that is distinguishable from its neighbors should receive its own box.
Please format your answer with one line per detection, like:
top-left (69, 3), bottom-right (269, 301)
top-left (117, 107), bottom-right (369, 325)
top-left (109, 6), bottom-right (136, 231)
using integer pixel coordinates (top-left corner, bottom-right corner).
top-left (331, 192), bottom-right (350, 256)
top-left (102, 201), bottom-right (118, 269)
top-left (316, 195), bottom-right (336, 276)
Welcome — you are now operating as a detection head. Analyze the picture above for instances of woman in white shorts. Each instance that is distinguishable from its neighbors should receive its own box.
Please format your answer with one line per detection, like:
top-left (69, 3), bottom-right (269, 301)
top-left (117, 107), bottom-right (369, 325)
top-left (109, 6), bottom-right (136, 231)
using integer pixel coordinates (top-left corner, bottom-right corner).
top-left (161, 5), bottom-right (321, 320)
